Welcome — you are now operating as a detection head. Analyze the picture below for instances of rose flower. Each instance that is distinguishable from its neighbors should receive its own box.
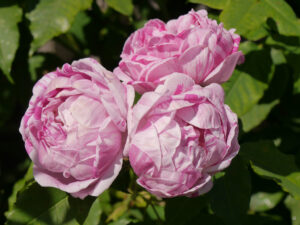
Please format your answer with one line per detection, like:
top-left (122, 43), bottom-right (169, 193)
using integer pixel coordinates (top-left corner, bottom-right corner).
top-left (20, 58), bottom-right (133, 199)
top-left (126, 74), bottom-right (239, 197)
top-left (114, 9), bottom-right (244, 93)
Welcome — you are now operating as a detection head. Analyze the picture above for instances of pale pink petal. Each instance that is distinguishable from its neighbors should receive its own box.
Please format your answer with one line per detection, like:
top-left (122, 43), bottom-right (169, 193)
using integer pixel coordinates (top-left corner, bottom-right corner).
top-left (71, 154), bottom-right (123, 199)
top-left (203, 51), bottom-right (243, 85)
top-left (33, 166), bottom-right (98, 193)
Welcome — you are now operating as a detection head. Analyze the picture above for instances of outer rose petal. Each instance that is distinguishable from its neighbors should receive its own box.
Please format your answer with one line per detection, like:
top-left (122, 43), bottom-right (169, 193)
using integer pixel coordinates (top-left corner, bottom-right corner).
top-left (33, 167), bottom-right (98, 194)
top-left (70, 154), bottom-right (123, 199)
top-left (123, 91), bottom-right (161, 156)
top-left (205, 105), bottom-right (240, 173)
top-left (202, 51), bottom-right (244, 85)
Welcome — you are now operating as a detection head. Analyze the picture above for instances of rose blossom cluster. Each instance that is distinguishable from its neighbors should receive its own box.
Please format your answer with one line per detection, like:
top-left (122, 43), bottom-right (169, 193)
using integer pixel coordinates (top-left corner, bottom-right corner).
top-left (20, 10), bottom-right (243, 199)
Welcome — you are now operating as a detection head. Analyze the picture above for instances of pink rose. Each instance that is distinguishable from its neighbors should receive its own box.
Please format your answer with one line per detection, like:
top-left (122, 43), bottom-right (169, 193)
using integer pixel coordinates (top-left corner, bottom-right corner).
top-left (126, 74), bottom-right (239, 197)
top-left (114, 9), bottom-right (244, 93)
top-left (19, 58), bottom-right (134, 199)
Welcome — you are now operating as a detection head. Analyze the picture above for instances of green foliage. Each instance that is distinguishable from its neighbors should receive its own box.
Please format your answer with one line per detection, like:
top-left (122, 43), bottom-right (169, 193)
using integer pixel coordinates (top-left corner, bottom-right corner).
top-left (6, 182), bottom-right (77, 225)
top-left (241, 141), bottom-right (300, 198)
top-left (1, 0), bottom-right (300, 224)
top-left (0, 4), bottom-right (22, 82)
top-left (209, 157), bottom-right (251, 225)
top-left (105, 0), bottom-right (133, 16)
top-left (250, 192), bottom-right (284, 212)
top-left (188, 0), bottom-right (228, 10)
top-left (285, 195), bottom-right (300, 225)
top-left (7, 164), bottom-right (33, 211)
top-left (219, 0), bottom-right (300, 40)
top-left (223, 42), bottom-right (275, 118)
top-left (5, 167), bottom-right (102, 225)
top-left (82, 197), bottom-right (103, 225)
top-left (27, 0), bottom-right (93, 55)
top-left (241, 100), bottom-right (279, 132)
top-left (68, 196), bottom-right (96, 225)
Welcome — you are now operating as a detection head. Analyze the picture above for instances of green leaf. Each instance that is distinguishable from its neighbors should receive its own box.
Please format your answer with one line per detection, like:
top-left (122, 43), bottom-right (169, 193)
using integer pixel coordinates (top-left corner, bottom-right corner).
top-left (241, 141), bottom-right (300, 198)
top-left (285, 195), bottom-right (300, 225)
top-left (107, 218), bottom-right (132, 225)
top-left (82, 191), bottom-right (111, 225)
top-left (294, 77), bottom-right (300, 95)
top-left (224, 70), bottom-right (266, 117)
top-left (165, 196), bottom-right (209, 225)
top-left (82, 198), bottom-right (102, 225)
top-left (223, 47), bottom-right (273, 117)
top-left (0, 4), bottom-right (22, 82)
top-left (69, 11), bottom-right (91, 45)
top-left (285, 53), bottom-right (300, 94)
top-left (5, 182), bottom-right (78, 225)
top-left (79, 0), bottom-right (93, 9)
top-left (220, 0), bottom-right (267, 40)
top-left (68, 196), bottom-right (96, 225)
top-left (188, 0), bottom-right (228, 10)
top-left (270, 48), bottom-right (286, 65)
top-left (125, 209), bottom-right (144, 222)
top-left (106, 200), bottom-right (130, 222)
top-left (262, 0), bottom-right (300, 36)
top-left (27, 0), bottom-right (93, 55)
top-left (238, 41), bottom-right (261, 54)
top-left (266, 35), bottom-right (300, 54)
top-left (250, 192), bottom-right (284, 212)
top-left (261, 64), bottom-right (290, 102)
top-left (146, 204), bottom-right (165, 222)
top-left (209, 157), bottom-right (251, 225)
top-left (246, 26), bottom-right (269, 41)
top-left (28, 55), bottom-right (46, 81)
top-left (220, 0), bottom-right (300, 40)
top-left (7, 164), bottom-right (33, 211)
top-left (241, 100), bottom-right (279, 132)
top-left (105, 0), bottom-right (133, 16)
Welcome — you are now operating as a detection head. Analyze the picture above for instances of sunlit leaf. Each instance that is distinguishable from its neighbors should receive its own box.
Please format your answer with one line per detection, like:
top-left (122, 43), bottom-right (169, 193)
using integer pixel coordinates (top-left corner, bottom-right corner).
top-left (188, 0), bottom-right (228, 10)
top-left (27, 0), bottom-right (93, 55)
top-left (220, 0), bottom-right (300, 39)
top-left (69, 11), bottom-right (91, 45)
top-left (0, 4), bottom-right (22, 82)
top-left (285, 195), bottom-right (300, 225)
top-left (241, 100), bottom-right (279, 132)
top-left (250, 192), bottom-right (284, 212)
top-left (105, 0), bottom-right (133, 16)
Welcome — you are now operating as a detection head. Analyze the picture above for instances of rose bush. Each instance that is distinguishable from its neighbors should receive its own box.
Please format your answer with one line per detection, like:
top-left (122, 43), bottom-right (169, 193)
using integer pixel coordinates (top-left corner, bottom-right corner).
top-left (114, 9), bottom-right (244, 93)
top-left (19, 58), bottom-right (133, 199)
top-left (126, 74), bottom-right (239, 197)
